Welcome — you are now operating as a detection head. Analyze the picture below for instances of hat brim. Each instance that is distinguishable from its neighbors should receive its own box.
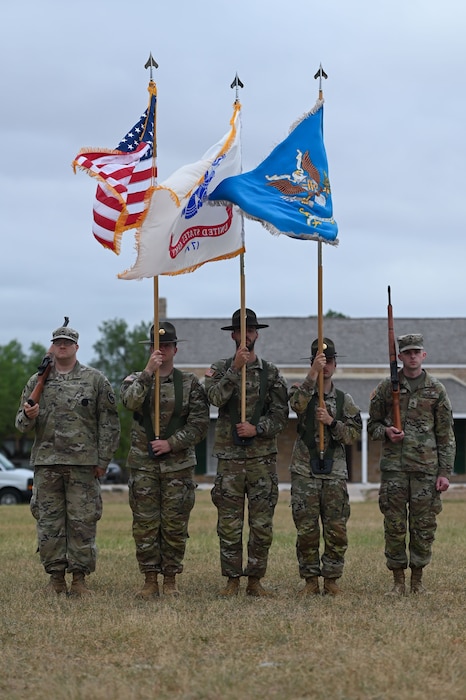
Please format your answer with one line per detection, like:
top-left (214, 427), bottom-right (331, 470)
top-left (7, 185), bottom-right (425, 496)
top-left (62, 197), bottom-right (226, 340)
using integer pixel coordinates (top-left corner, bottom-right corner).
top-left (51, 335), bottom-right (78, 342)
top-left (221, 323), bottom-right (269, 330)
top-left (399, 345), bottom-right (423, 352)
top-left (308, 354), bottom-right (339, 359)
top-left (139, 339), bottom-right (186, 345)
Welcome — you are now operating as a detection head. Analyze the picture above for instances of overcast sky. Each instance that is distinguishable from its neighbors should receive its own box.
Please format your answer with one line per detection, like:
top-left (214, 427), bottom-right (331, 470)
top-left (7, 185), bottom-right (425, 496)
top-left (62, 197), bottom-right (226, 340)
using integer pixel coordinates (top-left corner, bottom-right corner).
top-left (1, 0), bottom-right (465, 363)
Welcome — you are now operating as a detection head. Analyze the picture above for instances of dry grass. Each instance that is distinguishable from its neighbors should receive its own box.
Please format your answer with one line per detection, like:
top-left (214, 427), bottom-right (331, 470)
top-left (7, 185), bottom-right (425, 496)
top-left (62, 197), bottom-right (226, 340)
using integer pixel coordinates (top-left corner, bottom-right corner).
top-left (2, 488), bottom-right (466, 700)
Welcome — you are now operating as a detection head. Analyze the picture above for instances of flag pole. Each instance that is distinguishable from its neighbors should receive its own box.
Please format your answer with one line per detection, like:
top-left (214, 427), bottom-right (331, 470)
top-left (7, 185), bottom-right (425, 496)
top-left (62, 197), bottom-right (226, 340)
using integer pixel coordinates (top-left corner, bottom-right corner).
top-left (314, 64), bottom-right (328, 460)
top-left (153, 276), bottom-right (161, 438)
top-left (230, 74), bottom-right (247, 422)
top-left (317, 241), bottom-right (325, 459)
top-left (240, 253), bottom-right (246, 422)
top-left (145, 53), bottom-right (161, 439)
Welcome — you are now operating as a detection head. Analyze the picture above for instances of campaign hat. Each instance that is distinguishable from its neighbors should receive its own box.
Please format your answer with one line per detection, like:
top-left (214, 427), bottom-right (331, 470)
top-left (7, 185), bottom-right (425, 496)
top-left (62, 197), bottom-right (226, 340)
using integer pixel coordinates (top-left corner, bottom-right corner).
top-left (310, 337), bottom-right (338, 360)
top-left (221, 308), bottom-right (269, 330)
top-left (140, 321), bottom-right (185, 345)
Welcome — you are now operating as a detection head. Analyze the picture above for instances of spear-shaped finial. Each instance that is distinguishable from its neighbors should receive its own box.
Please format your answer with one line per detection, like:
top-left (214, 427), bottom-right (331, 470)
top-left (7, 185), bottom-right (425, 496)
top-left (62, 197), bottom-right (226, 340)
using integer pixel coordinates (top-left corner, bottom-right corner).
top-left (145, 53), bottom-right (159, 81)
top-left (230, 73), bottom-right (244, 102)
top-left (314, 63), bottom-right (328, 100)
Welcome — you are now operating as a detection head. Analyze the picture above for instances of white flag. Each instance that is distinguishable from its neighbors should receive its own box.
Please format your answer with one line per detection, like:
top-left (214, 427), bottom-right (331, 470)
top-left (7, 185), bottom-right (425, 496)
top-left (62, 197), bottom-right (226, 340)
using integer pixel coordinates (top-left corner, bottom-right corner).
top-left (119, 103), bottom-right (244, 279)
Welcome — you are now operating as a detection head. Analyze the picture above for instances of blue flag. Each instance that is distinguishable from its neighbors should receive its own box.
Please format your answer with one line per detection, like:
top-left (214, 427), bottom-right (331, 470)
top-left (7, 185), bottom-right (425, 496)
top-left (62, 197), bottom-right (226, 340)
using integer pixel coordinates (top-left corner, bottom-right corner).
top-left (209, 100), bottom-right (338, 244)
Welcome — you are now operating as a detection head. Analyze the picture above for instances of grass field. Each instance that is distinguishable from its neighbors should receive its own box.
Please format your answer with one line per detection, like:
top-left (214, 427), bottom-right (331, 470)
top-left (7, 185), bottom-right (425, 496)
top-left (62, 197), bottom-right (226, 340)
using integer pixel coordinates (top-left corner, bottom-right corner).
top-left (1, 488), bottom-right (466, 700)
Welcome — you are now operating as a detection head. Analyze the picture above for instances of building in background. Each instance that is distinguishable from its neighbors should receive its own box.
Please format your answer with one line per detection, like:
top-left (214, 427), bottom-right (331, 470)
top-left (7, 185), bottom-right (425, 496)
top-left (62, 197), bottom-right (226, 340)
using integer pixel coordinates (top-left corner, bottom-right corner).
top-left (172, 316), bottom-right (466, 484)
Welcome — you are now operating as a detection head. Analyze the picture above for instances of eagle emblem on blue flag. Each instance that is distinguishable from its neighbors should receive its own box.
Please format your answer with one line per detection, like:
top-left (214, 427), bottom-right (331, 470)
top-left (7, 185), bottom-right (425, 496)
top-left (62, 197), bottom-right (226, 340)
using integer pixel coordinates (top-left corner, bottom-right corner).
top-left (209, 100), bottom-right (338, 244)
top-left (265, 148), bottom-right (331, 227)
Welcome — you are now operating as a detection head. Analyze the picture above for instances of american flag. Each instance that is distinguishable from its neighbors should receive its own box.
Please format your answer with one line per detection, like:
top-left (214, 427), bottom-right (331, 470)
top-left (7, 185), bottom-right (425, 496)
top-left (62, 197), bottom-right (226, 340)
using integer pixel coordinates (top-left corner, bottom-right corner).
top-left (73, 82), bottom-right (157, 253)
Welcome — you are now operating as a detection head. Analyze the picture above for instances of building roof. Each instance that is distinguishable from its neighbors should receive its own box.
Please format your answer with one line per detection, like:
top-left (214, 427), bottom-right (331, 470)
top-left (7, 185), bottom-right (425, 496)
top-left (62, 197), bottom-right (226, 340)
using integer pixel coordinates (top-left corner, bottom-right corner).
top-left (165, 316), bottom-right (466, 414)
top-left (169, 316), bottom-right (466, 367)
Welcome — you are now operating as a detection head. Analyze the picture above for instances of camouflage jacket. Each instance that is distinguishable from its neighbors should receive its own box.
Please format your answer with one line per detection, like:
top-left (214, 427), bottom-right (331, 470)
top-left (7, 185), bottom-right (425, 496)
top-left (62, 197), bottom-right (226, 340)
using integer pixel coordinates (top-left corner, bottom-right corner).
top-left (205, 356), bottom-right (289, 459)
top-left (120, 368), bottom-right (209, 473)
top-left (289, 377), bottom-right (362, 479)
top-left (367, 370), bottom-right (456, 477)
top-left (15, 362), bottom-right (120, 469)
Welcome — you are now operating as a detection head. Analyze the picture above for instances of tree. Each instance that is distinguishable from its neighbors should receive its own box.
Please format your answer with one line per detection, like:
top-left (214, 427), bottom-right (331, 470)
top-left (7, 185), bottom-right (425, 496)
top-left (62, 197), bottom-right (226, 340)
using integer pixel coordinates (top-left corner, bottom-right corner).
top-left (325, 309), bottom-right (349, 319)
top-left (0, 340), bottom-right (47, 459)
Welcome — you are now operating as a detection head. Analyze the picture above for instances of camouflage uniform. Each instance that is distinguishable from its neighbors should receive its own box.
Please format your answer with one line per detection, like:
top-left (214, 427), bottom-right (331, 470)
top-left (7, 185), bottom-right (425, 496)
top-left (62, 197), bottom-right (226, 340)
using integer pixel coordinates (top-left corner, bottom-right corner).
top-left (289, 377), bottom-right (362, 579)
top-left (120, 369), bottom-right (209, 575)
top-left (206, 357), bottom-right (289, 579)
top-left (368, 370), bottom-right (455, 569)
top-left (15, 362), bottom-right (120, 575)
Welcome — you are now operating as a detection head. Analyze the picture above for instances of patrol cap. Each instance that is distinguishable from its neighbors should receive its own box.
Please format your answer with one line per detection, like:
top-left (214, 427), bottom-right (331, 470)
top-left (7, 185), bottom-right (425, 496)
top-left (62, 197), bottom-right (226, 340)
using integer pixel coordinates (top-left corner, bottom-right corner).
top-left (140, 321), bottom-right (185, 345)
top-left (398, 333), bottom-right (424, 352)
top-left (51, 326), bottom-right (79, 343)
top-left (221, 308), bottom-right (269, 330)
top-left (310, 337), bottom-right (337, 360)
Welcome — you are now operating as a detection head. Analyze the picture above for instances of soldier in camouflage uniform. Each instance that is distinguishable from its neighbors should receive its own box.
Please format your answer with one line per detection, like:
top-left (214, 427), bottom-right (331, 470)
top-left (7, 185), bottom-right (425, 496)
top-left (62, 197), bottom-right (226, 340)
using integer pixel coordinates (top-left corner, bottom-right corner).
top-left (205, 309), bottom-right (289, 597)
top-left (368, 333), bottom-right (455, 595)
top-left (289, 338), bottom-right (362, 596)
top-left (15, 323), bottom-right (120, 596)
top-left (120, 321), bottom-right (209, 599)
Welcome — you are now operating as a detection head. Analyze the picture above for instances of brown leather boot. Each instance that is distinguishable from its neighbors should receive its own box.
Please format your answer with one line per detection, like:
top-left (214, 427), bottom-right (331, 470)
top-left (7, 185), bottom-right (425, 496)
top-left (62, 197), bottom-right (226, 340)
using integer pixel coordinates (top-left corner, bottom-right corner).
top-left (219, 577), bottom-right (240, 597)
top-left (163, 575), bottom-right (180, 596)
top-left (246, 576), bottom-right (273, 598)
top-left (323, 578), bottom-right (341, 596)
top-left (385, 568), bottom-right (406, 596)
top-left (298, 577), bottom-right (320, 596)
top-left (410, 567), bottom-right (427, 594)
top-left (135, 572), bottom-right (159, 600)
top-left (70, 571), bottom-right (93, 597)
top-left (44, 571), bottom-right (67, 596)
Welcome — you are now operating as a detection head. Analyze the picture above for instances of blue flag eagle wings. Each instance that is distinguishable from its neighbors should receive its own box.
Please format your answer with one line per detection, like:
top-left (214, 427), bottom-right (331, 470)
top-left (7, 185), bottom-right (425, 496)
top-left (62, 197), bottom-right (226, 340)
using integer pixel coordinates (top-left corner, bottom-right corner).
top-left (209, 99), bottom-right (338, 244)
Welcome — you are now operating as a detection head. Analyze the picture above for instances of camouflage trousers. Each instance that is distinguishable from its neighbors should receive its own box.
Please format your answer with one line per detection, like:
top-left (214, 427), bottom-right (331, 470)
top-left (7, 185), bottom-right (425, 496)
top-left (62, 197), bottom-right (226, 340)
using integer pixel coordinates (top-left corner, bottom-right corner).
top-left (30, 466), bottom-right (102, 575)
top-left (129, 466), bottom-right (196, 575)
top-left (211, 457), bottom-right (279, 579)
top-left (379, 471), bottom-right (442, 570)
top-left (291, 474), bottom-right (350, 579)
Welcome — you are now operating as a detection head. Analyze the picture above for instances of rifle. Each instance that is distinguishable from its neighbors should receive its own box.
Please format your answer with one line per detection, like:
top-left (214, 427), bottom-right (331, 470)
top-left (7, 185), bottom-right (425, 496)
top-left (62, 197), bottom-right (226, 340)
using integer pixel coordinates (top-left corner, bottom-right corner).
top-left (387, 287), bottom-right (402, 431)
top-left (26, 316), bottom-right (69, 406)
top-left (27, 352), bottom-right (54, 406)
